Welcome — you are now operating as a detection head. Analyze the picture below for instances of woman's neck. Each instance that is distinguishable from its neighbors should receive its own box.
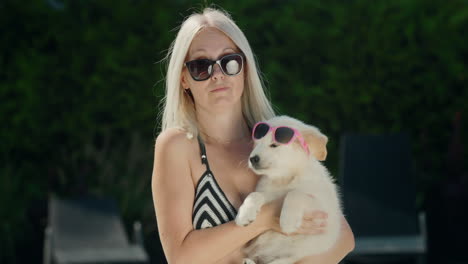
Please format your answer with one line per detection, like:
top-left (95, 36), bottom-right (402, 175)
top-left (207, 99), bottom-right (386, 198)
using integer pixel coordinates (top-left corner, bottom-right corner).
top-left (196, 106), bottom-right (250, 145)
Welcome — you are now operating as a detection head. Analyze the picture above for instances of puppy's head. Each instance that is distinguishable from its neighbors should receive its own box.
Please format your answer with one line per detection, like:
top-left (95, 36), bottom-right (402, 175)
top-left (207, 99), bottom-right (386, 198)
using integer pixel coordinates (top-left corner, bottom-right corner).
top-left (248, 116), bottom-right (328, 179)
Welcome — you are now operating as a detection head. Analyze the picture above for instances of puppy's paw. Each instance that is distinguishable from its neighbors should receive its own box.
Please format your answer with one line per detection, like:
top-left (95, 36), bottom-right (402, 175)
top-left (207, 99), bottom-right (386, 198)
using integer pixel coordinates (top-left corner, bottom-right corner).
top-left (279, 211), bottom-right (302, 234)
top-left (242, 258), bottom-right (256, 264)
top-left (279, 195), bottom-right (304, 234)
top-left (235, 205), bottom-right (258, 226)
top-left (235, 192), bottom-right (264, 226)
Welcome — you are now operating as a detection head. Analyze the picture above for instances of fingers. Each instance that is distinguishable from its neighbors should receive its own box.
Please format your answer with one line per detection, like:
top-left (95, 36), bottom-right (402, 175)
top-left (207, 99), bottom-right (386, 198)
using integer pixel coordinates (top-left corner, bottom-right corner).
top-left (295, 227), bottom-right (326, 235)
top-left (284, 211), bottom-right (328, 236)
top-left (272, 209), bottom-right (330, 236)
top-left (303, 210), bottom-right (328, 220)
top-left (301, 218), bottom-right (327, 229)
top-left (283, 225), bottom-right (325, 236)
top-left (279, 220), bottom-right (328, 236)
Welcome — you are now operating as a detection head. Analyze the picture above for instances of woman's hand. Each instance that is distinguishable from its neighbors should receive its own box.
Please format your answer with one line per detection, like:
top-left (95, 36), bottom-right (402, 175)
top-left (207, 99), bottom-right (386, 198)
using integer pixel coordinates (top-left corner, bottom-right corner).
top-left (257, 197), bottom-right (328, 235)
top-left (289, 210), bottom-right (328, 235)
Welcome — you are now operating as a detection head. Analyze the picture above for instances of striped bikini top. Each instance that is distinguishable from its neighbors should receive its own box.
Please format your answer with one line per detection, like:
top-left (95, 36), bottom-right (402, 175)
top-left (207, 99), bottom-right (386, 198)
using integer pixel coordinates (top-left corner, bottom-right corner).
top-left (192, 136), bottom-right (237, 230)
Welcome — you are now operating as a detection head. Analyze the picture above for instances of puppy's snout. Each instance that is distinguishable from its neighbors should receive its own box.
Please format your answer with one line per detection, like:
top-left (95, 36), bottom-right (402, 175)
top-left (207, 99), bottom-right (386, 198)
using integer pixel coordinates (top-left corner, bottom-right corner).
top-left (250, 155), bottom-right (260, 165)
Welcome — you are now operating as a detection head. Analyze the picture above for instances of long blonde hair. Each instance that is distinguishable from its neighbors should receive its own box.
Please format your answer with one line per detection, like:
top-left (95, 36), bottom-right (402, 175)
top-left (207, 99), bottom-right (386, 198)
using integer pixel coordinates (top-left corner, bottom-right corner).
top-left (160, 7), bottom-right (275, 138)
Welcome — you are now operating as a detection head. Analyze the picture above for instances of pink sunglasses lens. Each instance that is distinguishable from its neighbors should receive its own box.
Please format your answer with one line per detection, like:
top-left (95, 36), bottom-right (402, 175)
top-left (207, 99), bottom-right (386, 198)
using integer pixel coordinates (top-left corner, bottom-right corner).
top-left (253, 123), bottom-right (270, 139)
top-left (275, 127), bottom-right (295, 144)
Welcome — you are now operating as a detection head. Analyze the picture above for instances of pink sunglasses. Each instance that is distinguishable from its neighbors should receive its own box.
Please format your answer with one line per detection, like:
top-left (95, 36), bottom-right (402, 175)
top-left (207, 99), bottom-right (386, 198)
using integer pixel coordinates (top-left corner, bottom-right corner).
top-left (252, 122), bottom-right (310, 155)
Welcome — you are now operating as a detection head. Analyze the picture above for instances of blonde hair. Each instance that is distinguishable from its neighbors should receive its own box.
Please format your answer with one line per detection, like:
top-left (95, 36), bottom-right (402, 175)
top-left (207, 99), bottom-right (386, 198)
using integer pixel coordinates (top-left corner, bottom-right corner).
top-left (160, 7), bottom-right (275, 138)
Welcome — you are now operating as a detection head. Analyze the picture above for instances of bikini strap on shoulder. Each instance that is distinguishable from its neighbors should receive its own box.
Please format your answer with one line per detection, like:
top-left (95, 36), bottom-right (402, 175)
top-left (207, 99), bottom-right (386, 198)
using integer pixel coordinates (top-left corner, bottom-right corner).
top-left (197, 135), bottom-right (211, 171)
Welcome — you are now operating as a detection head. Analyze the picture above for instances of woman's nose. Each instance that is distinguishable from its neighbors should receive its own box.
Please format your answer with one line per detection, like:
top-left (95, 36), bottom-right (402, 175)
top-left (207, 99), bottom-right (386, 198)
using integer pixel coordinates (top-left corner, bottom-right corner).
top-left (211, 63), bottom-right (224, 80)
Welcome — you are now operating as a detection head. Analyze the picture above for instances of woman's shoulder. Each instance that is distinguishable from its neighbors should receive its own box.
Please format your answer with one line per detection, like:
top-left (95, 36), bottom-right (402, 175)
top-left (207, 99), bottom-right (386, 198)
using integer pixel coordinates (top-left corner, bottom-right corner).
top-left (155, 127), bottom-right (196, 153)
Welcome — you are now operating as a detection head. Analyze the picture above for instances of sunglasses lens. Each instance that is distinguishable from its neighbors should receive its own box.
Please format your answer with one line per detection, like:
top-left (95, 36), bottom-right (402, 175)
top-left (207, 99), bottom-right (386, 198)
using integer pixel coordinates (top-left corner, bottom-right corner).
top-left (221, 54), bottom-right (243, 75)
top-left (186, 59), bottom-right (212, 81)
top-left (275, 127), bottom-right (295, 144)
top-left (253, 123), bottom-right (270, 139)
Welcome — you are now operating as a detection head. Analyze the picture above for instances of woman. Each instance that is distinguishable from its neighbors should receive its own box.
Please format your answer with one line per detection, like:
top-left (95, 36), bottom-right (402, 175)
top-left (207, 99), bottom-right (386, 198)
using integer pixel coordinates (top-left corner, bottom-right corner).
top-left (152, 8), bottom-right (354, 264)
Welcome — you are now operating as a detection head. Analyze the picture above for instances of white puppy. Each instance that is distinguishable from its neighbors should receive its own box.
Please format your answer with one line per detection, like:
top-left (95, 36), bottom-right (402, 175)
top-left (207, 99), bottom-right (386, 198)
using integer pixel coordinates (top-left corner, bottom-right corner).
top-left (235, 116), bottom-right (342, 264)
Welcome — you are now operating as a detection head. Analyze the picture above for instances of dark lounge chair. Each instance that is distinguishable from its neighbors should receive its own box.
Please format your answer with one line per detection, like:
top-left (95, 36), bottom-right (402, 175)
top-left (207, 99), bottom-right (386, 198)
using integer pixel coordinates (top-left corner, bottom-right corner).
top-left (339, 133), bottom-right (426, 264)
top-left (43, 195), bottom-right (149, 264)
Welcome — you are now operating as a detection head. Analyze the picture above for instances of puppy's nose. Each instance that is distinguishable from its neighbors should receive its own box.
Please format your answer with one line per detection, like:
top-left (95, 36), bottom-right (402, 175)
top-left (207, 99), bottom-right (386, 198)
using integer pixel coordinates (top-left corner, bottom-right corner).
top-left (250, 155), bottom-right (260, 165)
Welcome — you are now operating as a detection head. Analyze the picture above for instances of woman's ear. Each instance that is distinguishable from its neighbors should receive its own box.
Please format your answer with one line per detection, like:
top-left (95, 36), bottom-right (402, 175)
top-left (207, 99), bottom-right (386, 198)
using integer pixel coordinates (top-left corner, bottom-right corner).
top-left (181, 70), bottom-right (189, 90)
top-left (302, 125), bottom-right (328, 161)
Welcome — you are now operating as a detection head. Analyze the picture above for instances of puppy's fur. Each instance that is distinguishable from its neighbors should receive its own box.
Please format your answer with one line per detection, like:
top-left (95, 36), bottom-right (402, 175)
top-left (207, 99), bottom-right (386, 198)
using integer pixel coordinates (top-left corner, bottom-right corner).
top-left (235, 116), bottom-right (342, 264)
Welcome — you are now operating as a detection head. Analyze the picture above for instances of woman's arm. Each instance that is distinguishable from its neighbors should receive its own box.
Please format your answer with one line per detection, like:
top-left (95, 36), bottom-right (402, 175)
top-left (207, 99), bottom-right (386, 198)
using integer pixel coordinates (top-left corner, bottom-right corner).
top-left (295, 215), bottom-right (355, 264)
top-left (152, 129), bottom-right (274, 264)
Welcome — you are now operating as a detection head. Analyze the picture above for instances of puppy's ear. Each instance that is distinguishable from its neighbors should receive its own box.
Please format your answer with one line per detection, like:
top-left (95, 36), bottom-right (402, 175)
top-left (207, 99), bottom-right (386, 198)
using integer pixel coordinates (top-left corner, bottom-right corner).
top-left (302, 125), bottom-right (328, 161)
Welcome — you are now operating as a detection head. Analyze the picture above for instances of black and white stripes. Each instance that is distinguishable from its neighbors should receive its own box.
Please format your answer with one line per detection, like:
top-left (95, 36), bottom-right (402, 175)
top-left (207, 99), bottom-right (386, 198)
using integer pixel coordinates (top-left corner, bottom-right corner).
top-left (192, 171), bottom-right (237, 230)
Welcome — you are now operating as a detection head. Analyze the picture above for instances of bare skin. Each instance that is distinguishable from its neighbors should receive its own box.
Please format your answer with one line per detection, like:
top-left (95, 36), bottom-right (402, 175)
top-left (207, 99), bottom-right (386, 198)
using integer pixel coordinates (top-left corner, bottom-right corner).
top-left (152, 27), bottom-right (354, 264)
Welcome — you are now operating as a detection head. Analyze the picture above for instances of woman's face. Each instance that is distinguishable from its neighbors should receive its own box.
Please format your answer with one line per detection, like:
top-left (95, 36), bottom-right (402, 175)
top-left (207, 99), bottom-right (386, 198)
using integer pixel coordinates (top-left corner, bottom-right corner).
top-left (181, 27), bottom-right (245, 112)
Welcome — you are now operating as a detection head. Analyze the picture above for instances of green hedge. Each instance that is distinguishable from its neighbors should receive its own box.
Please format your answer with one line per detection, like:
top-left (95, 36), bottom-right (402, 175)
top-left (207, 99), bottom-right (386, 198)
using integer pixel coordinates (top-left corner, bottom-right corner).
top-left (1, 0), bottom-right (467, 262)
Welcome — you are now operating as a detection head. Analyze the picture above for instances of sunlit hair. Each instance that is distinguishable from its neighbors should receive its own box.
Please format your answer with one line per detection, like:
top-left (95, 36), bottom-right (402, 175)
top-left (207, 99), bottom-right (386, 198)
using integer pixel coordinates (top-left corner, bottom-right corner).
top-left (160, 7), bottom-right (275, 138)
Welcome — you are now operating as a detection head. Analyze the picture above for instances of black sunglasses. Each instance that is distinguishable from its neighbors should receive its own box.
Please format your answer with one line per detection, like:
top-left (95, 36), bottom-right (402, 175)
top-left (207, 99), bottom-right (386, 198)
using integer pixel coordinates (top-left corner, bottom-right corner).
top-left (184, 53), bottom-right (244, 81)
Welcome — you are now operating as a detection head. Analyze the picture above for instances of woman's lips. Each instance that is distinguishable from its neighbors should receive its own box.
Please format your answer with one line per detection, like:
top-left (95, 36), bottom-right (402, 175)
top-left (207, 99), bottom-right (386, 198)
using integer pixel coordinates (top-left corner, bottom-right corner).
top-left (211, 87), bottom-right (229, 92)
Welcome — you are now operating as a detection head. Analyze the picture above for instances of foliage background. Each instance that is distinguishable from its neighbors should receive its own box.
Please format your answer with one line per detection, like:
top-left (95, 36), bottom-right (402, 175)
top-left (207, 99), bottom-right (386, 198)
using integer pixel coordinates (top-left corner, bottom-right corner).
top-left (1, 0), bottom-right (467, 263)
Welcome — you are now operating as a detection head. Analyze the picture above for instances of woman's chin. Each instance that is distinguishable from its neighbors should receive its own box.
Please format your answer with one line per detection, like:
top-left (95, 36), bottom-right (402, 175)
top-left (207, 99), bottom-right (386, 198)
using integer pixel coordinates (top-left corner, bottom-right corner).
top-left (210, 95), bottom-right (241, 108)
